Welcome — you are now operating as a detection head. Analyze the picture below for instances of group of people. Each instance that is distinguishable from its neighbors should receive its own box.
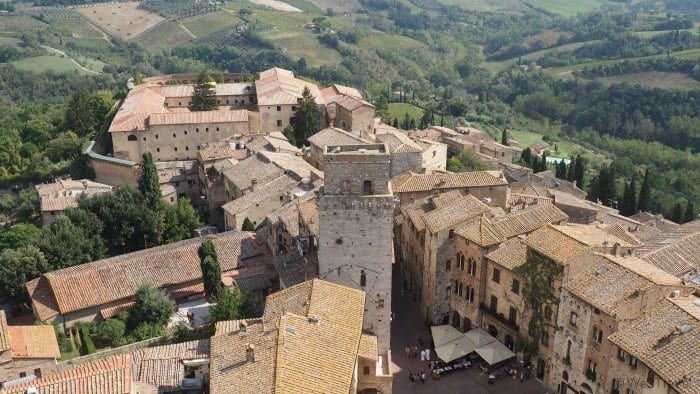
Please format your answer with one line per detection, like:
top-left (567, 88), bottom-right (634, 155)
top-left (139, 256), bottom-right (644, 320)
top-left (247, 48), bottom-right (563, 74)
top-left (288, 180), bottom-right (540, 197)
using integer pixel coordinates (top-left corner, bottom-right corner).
top-left (408, 370), bottom-right (427, 385)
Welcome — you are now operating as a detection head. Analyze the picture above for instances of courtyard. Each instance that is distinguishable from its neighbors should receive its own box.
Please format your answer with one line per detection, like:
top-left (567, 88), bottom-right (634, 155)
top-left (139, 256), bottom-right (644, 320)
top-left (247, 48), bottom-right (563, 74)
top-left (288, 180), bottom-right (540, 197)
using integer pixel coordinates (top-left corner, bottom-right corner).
top-left (390, 270), bottom-right (548, 394)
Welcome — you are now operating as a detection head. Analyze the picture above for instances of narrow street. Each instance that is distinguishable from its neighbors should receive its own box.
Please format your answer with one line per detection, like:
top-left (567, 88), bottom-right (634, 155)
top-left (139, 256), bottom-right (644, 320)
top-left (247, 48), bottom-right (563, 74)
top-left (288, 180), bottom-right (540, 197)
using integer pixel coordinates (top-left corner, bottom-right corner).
top-left (390, 267), bottom-right (549, 393)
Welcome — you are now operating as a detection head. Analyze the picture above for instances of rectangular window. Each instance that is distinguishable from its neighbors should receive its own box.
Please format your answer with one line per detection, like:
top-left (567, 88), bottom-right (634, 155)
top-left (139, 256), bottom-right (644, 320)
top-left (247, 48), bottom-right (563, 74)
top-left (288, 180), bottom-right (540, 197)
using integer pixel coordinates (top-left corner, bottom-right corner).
top-left (490, 296), bottom-right (498, 312)
top-left (629, 356), bottom-right (637, 368)
top-left (541, 332), bottom-right (549, 347)
top-left (617, 348), bottom-right (627, 361)
top-left (508, 307), bottom-right (517, 325)
top-left (277, 120), bottom-right (283, 127)
top-left (570, 312), bottom-right (578, 326)
top-left (277, 106), bottom-right (281, 111)
top-left (511, 279), bottom-right (520, 294)
top-left (378, 299), bottom-right (384, 309)
top-left (34, 368), bottom-right (41, 378)
top-left (646, 370), bottom-right (655, 386)
top-left (492, 268), bottom-right (500, 283)
top-left (445, 259), bottom-right (451, 271)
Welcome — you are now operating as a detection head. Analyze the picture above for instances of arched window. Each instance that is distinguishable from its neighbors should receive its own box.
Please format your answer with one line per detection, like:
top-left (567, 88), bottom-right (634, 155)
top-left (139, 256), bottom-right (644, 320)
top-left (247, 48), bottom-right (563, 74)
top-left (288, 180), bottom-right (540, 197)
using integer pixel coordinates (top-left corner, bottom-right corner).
top-left (592, 326), bottom-right (603, 343)
top-left (570, 312), bottom-right (578, 326)
top-left (127, 134), bottom-right (137, 141)
top-left (562, 371), bottom-right (568, 381)
top-left (360, 270), bottom-right (366, 287)
top-left (445, 286), bottom-right (451, 298)
top-left (363, 366), bottom-right (370, 375)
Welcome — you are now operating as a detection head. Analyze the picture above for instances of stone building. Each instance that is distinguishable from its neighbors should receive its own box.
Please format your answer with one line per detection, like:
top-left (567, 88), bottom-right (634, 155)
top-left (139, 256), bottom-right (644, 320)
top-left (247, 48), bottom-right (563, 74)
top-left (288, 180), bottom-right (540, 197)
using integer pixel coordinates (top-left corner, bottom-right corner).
top-left (390, 169), bottom-right (509, 206)
top-left (333, 96), bottom-right (376, 139)
top-left (551, 254), bottom-right (690, 394)
top-left (35, 178), bottom-right (112, 226)
top-left (209, 279), bottom-right (392, 394)
top-left (317, 144), bottom-right (394, 355)
top-left (306, 127), bottom-right (369, 170)
top-left (0, 311), bottom-right (61, 385)
top-left (375, 125), bottom-right (447, 176)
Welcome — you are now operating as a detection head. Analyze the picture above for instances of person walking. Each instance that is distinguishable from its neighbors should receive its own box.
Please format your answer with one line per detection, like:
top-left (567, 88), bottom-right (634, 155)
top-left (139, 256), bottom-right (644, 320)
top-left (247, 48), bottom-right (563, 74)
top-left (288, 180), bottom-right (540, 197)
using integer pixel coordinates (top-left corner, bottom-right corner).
top-left (420, 349), bottom-right (426, 361)
top-left (420, 370), bottom-right (426, 384)
top-left (520, 370), bottom-right (524, 383)
top-left (409, 371), bottom-right (416, 387)
top-left (425, 347), bottom-right (431, 361)
top-left (405, 346), bottom-right (410, 358)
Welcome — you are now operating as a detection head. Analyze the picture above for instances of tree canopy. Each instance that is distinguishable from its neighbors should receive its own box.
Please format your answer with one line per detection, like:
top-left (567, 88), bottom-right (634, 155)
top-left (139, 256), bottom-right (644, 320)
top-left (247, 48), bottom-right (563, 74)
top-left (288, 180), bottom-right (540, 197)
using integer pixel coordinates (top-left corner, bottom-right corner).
top-left (189, 73), bottom-right (218, 111)
top-left (290, 87), bottom-right (319, 147)
top-left (0, 246), bottom-right (50, 304)
top-left (206, 287), bottom-right (249, 324)
top-left (128, 284), bottom-right (175, 330)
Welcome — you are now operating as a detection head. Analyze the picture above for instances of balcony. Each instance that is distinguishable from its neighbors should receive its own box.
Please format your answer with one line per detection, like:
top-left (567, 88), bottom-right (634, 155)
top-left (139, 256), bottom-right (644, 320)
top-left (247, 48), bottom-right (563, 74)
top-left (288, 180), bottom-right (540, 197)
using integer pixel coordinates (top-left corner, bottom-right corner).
top-left (479, 303), bottom-right (519, 331)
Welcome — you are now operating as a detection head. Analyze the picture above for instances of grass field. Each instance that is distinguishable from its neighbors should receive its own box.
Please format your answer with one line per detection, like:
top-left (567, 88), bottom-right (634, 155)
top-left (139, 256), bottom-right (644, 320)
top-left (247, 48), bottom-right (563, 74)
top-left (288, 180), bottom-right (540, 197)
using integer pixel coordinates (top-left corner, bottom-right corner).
top-left (484, 40), bottom-right (598, 72)
top-left (135, 20), bottom-right (193, 52)
top-left (595, 72), bottom-right (700, 90)
top-left (360, 30), bottom-right (424, 54)
top-left (79, 2), bottom-right (164, 40)
top-left (182, 11), bottom-right (241, 38)
top-left (546, 48), bottom-right (700, 77)
top-left (305, 0), bottom-right (361, 13)
top-left (0, 36), bottom-right (21, 48)
top-left (437, 0), bottom-right (524, 12)
top-left (388, 103), bottom-right (424, 125)
top-left (12, 54), bottom-right (91, 74)
top-left (509, 129), bottom-right (606, 166)
top-left (523, 0), bottom-right (608, 16)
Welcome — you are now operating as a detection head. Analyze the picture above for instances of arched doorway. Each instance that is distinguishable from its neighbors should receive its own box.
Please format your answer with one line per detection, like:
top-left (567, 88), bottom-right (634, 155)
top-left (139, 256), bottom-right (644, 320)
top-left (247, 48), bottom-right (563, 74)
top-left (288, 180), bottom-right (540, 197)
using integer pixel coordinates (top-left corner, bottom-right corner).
top-left (559, 383), bottom-right (568, 394)
top-left (536, 358), bottom-right (546, 380)
top-left (580, 383), bottom-right (593, 394)
top-left (452, 312), bottom-right (461, 328)
top-left (463, 318), bottom-right (472, 331)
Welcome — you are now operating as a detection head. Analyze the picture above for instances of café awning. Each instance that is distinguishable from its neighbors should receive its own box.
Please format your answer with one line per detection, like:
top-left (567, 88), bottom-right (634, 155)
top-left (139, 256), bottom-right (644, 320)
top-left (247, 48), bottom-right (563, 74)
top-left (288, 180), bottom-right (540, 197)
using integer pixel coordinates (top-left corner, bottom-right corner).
top-left (464, 328), bottom-right (497, 347)
top-left (474, 340), bottom-right (516, 365)
top-left (431, 325), bottom-right (464, 348)
top-left (434, 336), bottom-right (477, 363)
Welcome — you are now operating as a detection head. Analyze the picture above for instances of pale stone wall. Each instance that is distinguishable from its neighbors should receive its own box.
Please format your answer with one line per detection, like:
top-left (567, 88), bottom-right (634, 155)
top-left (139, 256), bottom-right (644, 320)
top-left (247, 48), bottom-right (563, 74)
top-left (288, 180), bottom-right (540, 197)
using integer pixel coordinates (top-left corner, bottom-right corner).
top-left (336, 105), bottom-right (374, 138)
top-left (480, 259), bottom-right (525, 345)
top-left (318, 144), bottom-right (393, 354)
top-left (11, 358), bottom-right (58, 381)
top-left (389, 152), bottom-right (423, 177)
top-left (421, 143), bottom-right (447, 172)
top-left (87, 155), bottom-right (139, 187)
top-left (450, 237), bottom-right (490, 331)
top-left (259, 104), bottom-right (326, 133)
top-left (224, 192), bottom-right (289, 231)
top-left (318, 195), bottom-right (394, 354)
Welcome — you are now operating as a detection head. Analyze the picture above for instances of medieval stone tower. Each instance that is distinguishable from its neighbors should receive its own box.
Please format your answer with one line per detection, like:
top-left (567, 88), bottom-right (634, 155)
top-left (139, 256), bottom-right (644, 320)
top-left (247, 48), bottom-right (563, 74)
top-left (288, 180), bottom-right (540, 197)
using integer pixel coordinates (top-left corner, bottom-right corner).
top-left (318, 144), bottom-right (394, 354)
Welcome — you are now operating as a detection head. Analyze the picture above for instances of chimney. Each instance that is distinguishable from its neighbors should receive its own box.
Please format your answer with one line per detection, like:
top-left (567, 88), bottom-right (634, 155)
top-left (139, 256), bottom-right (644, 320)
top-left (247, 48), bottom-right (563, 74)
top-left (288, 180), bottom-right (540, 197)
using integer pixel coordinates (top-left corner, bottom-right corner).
top-left (240, 320), bottom-right (247, 333)
top-left (246, 343), bottom-right (255, 362)
top-left (251, 179), bottom-right (258, 192)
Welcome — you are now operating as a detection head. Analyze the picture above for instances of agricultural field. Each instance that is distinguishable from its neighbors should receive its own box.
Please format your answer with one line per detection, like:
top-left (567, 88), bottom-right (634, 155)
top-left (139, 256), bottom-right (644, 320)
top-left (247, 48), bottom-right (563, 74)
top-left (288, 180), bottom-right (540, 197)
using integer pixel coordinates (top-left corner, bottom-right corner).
top-left (249, 0), bottom-right (302, 12)
top-left (387, 102), bottom-right (424, 125)
top-left (135, 20), bottom-right (192, 52)
top-left (0, 15), bottom-right (48, 34)
top-left (12, 54), bottom-right (90, 74)
top-left (484, 40), bottom-right (597, 72)
top-left (359, 30), bottom-right (425, 54)
top-left (0, 36), bottom-right (21, 48)
top-left (595, 72), bottom-right (700, 91)
top-left (436, 0), bottom-right (525, 12)
top-left (181, 11), bottom-right (241, 38)
top-left (304, 0), bottom-right (361, 13)
top-left (523, 0), bottom-right (608, 16)
top-left (78, 2), bottom-right (164, 40)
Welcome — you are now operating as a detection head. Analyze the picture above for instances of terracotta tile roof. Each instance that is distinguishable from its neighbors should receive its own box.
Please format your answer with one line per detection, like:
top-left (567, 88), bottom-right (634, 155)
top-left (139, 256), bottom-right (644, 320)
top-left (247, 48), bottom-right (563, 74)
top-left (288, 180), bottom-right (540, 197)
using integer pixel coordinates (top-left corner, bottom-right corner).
top-left (486, 238), bottom-right (528, 272)
top-left (109, 85), bottom-right (165, 133)
top-left (608, 298), bottom-right (699, 394)
top-left (273, 253), bottom-right (310, 288)
top-left (428, 190), bottom-right (465, 209)
top-left (507, 192), bottom-right (553, 207)
top-left (235, 273), bottom-right (272, 292)
top-left (422, 195), bottom-right (491, 234)
top-left (210, 319), bottom-right (277, 394)
top-left (0, 354), bottom-right (133, 394)
top-left (493, 204), bottom-right (568, 238)
top-left (274, 280), bottom-right (365, 394)
top-left (298, 200), bottom-right (319, 237)
top-left (25, 276), bottom-right (60, 321)
top-left (523, 225), bottom-right (591, 265)
top-left (637, 223), bottom-right (700, 277)
top-left (198, 141), bottom-right (248, 162)
top-left (36, 179), bottom-right (112, 212)
top-left (668, 296), bottom-right (700, 320)
top-left (256, 67), bottom-right (325, 106)
top-left (221, 175), bottom-right (298, 215)
top-left (131, 339), bottom-right (210, 390)
top-left (259, 151), bottom-right (321, 180)
top-left (262, 281), bottom-right (313, 330)
top-left (565, 254), bottom-right (678, 315)
top-left (390, 170), bottom-right (507, 193)
top-left (28, 231), bottom-right (263, 319)
top-left (604, 222), bottom-right (641, 246)
top-left (8, 325), bottom-right (60, 359)
top-left (630, 211), bottom-right (680, 232)
top-left (376, 128), bottom-right (423, 154)
top-left (307, 127), bottom-right (368, 148)
top-left (222, 154), bottom-right (284, 192)
top-left (0, 311), bottom-right (10, 352)
top-left (320, 84), bottom-right (362, 102)
top-left (100, 300), bottom-right (135, 320)
top-left (334, 95), bottom-right (374, 111)
top-left (455, 216), bottom-right (505, 247)
top-left (604, 254), bottom-right (682, 286)
top-left (267, 202), bottom-right (300, 237)
top-left (358, 334), bottom-right (378, 361)
top-left (554, 223), bottom-right (637, 248)
top-left (149, 109), bottom-right (248, 125)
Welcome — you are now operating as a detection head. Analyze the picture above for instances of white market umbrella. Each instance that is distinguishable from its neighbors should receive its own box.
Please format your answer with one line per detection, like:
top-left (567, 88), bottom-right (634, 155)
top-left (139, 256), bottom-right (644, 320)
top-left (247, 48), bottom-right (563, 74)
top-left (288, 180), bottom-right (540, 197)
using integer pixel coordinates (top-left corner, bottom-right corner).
top-left (431, 325), bottom-right (464, 348)
top-left (475, 340), bottom-right (516, 365)
top-left (435, 336), bottom-right (477, 363)
top-left (464, 328), bottom-right (497, 347)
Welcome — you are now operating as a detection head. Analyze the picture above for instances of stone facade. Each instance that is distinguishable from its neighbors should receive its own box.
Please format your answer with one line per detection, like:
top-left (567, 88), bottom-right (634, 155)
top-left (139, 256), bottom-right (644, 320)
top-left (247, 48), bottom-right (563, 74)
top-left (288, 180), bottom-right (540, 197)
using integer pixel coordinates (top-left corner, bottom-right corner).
top-left (318, 144), bottom-right (394, 354)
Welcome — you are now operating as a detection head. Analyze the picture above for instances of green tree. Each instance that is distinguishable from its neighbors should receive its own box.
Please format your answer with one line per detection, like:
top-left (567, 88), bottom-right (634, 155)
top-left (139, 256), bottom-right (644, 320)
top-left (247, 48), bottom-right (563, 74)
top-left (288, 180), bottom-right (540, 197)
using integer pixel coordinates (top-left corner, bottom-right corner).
top-left (32, 213), bottom-right (107, 269)
top-left (501, 128), bottom-right (508, 146)
top-left (64, 89), bottom-right (95, 138)
top-left (292, 87), bottom-right (320, 147)
top-left (684, 201), bottom-right (695, 223)
top-left (671, 202), bottom-right (684, 224)
top-left (189, 73), bottom-right (218, 111)
top-left (0, 223), bottom-right (40, 251)
top-left (573, 155), bottom-right (584, 188)
top-left (138, 153), bottom-right (162, 212)
top-left (241, 217), bottom-right (255, 231)
top-left (638, 169), bottom-right (651, 212)
top-left (520, 147), bottom-right (532, 166)
top-left (128, 284), bottom-right (175, 330)
top-left (619, 173), bottom-right (637, 216)
top-left (94, 318), bottom-right (126, 348)
top-left (206, 287), bottom-right (249, 324)
top-left (0, 245), bottom-right (50, 304)
top-left (555, 159), bottom-right (567, 179)
top-left (447, 150), bottom-right (490, 172)
top-left (198, 238), bottom-right (217, 262)
top-left (162, 198), bottom-right (201, 244)
top-left (201, 255), bottom-right (222, 300)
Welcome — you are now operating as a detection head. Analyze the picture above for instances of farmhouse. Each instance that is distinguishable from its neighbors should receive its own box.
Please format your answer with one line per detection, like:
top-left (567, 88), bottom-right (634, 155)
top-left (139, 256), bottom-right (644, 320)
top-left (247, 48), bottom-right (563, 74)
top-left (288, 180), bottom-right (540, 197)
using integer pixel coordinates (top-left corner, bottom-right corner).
top-left (35, 178), bottom-right (112, 226)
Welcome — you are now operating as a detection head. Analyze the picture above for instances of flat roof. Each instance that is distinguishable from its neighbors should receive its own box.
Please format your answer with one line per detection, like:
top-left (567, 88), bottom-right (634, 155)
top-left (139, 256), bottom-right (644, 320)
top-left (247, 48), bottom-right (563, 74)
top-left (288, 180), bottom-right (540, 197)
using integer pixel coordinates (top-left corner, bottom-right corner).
top-left (324, 143), bottom-right (387, 154)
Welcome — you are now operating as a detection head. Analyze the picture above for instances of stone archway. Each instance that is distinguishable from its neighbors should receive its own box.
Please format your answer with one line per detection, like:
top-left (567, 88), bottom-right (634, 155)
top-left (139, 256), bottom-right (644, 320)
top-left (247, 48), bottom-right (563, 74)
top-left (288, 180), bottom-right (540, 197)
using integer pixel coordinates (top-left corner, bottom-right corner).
top-left (536, 358), bottom-right (546, 380)
top-left (451, 311), bottom-right (461, 328)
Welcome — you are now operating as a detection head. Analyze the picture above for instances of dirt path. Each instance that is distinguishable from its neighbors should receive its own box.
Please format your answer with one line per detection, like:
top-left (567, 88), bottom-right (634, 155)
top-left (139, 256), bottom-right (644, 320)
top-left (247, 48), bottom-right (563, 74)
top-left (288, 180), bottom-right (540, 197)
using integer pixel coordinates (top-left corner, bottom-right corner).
top-left (178, 23), bottom-right (197, 39)
top-left (41, 45), bottom-right (100, 75)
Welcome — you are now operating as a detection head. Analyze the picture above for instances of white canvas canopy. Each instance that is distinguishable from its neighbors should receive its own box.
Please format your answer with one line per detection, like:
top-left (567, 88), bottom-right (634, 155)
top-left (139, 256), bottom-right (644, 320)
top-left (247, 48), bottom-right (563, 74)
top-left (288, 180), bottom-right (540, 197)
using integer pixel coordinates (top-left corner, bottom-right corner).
top-left (434, 336), bottom-right (477, 363)
top-left (475, 340), bottom-right (516, 365)
top-left (431, 325), bottom-right (464, 348)
top-left (463, 328), bottom-right (497, 347)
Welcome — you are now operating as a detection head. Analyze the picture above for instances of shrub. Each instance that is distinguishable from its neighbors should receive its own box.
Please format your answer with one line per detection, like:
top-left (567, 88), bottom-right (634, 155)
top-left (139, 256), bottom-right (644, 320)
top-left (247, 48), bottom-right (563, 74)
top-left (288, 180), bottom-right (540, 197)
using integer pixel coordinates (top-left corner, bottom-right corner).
top-left (128, 284), bottom-right (175, 330)
top-left (78, 323), bottom-right (96, 354)
top-left (129, 322), bottom-right (167, 342)
top-left (94, 319), bottom-right (126, 348)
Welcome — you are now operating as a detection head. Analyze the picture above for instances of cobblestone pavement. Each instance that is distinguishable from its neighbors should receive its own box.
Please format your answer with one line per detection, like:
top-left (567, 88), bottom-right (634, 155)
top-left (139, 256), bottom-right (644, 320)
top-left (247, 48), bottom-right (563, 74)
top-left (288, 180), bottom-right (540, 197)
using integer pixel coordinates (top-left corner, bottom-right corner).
top-left (390, 268), bottom-right (549, 393)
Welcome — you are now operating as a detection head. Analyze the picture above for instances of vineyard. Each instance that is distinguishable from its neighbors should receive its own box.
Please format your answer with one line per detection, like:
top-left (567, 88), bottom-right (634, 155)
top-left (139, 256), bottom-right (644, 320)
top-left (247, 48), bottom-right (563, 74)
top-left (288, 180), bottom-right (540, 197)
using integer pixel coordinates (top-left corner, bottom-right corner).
top-left (135, 20), bottom-right (193, 52)
top-left (78, 2), bottom-right (164, 40)
top-left (138, 0), bottom-right (220, 19)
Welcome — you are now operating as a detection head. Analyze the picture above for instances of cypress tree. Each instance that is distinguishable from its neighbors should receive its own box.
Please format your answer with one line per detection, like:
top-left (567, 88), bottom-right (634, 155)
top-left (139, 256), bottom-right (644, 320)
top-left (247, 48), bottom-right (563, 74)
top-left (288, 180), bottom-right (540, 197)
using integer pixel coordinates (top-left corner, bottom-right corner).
top-left (573, 155), bottom-right (584, 188)
top-left (620, 181), bottom-right (633, 216)
top-left (671, 202), bottom-right (684, 224)
top-left (138, 153), bottom-right (161, 210)
top-left (242, 217), bottom-right (255, 231)
top-left (638, 169), bottom-right (651, 212)
top-left (556, 160), bottom-right (567, 179)
top-left (629, 173), bottom-right (637, 215)
top-left (201, 255), bottom-right (222, 300)
top-left (292, 87), bottom-right (319, 147)
top-left (683, 201), bottom-right (695, 223)
top-left (566, 156), bottom-right (575, 181)
top-left (501, 128), bottom-right (508, 146)
top-left (520, 147), bottom-right (532, 166)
